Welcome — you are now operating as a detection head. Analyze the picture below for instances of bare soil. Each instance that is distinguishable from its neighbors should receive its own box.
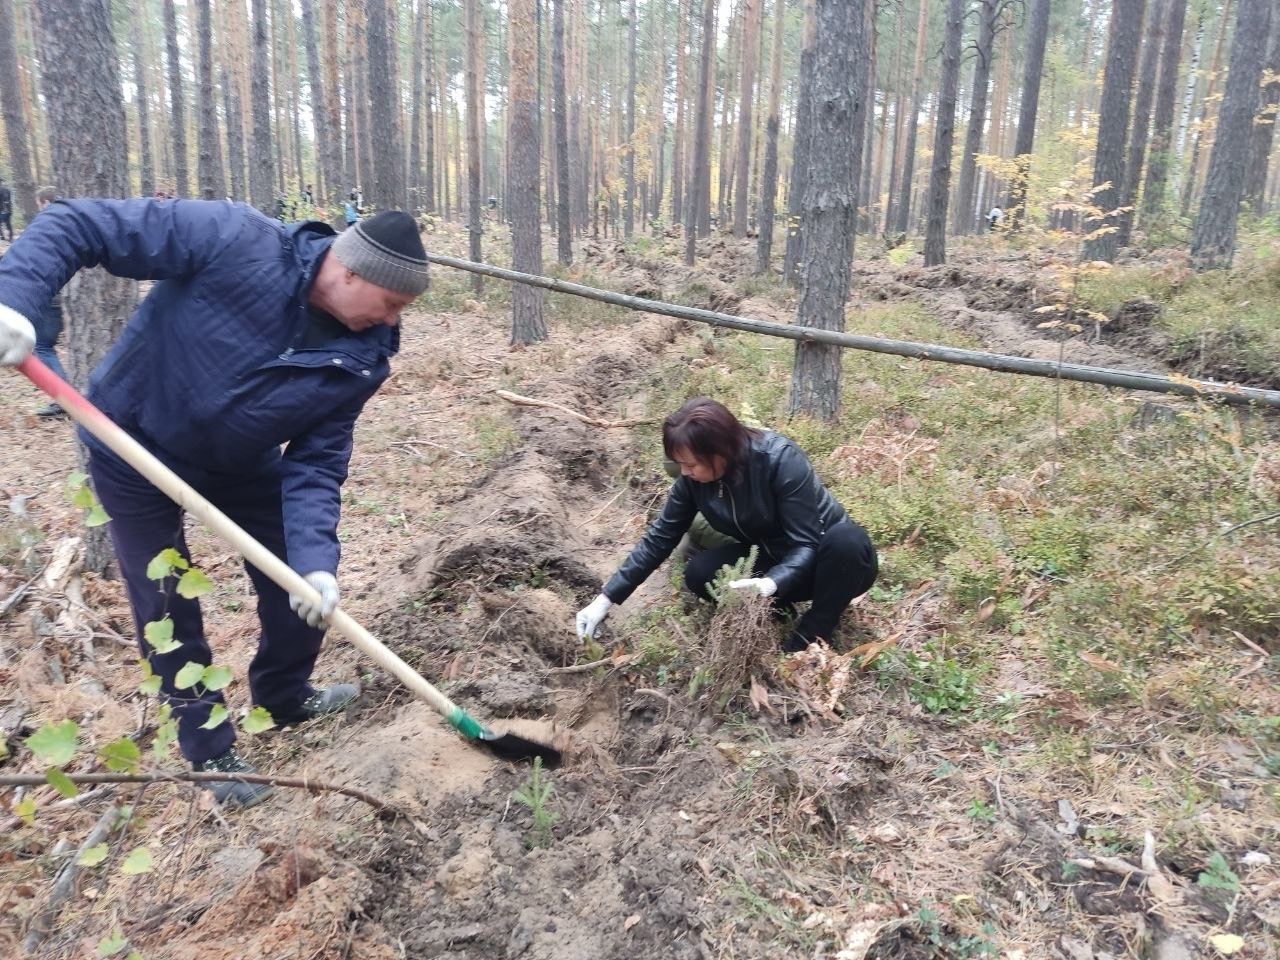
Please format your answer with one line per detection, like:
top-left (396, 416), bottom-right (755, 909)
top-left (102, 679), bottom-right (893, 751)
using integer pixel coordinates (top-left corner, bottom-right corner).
top-left (1, 230), bottom-right (1276, 960)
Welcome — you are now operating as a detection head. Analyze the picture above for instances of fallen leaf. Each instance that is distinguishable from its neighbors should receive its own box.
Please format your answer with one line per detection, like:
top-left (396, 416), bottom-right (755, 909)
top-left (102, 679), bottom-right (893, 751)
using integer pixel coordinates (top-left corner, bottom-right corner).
top-left (1209, 933), bottom-right (1245, 955)
top-left (749, 676), bottom-right (774, 715)
top-left (623, 914), bottom-right (641, 932)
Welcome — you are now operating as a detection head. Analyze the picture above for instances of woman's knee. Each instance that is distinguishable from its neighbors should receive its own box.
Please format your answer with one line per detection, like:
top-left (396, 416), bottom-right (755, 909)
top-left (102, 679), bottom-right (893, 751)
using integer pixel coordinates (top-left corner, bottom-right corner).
top-left (824, 522), bottom-right (879, 592)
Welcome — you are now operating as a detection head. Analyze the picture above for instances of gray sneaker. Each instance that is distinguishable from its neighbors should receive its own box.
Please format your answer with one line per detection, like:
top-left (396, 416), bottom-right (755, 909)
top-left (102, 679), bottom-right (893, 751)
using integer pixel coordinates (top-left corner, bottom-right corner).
top-left (270, 683), bottom-right (359, 725)
top-left (193, 749), bottom-right (274, 808)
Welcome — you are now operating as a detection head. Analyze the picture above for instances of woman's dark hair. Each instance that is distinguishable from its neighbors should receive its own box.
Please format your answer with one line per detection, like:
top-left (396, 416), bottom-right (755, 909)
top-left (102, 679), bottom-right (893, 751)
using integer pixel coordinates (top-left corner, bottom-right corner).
top-left (662, 397), bottom-right (758, 478)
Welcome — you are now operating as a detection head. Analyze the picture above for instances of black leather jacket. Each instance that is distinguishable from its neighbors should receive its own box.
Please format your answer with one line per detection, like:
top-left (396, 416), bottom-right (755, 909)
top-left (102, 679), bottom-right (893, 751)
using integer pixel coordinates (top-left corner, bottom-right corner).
top-left (603, 431), bottom-right (848, 603)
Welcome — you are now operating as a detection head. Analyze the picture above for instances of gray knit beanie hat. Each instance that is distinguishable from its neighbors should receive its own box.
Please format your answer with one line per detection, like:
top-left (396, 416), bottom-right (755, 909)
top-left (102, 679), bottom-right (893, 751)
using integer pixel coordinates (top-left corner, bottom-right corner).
top-left (330, 210), bottom-right (429, 297)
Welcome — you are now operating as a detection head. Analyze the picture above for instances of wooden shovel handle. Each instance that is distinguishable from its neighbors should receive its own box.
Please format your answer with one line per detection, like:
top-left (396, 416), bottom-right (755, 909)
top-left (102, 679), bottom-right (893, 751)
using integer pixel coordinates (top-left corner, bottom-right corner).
top-left (16, 355), bottom-right (461, 722)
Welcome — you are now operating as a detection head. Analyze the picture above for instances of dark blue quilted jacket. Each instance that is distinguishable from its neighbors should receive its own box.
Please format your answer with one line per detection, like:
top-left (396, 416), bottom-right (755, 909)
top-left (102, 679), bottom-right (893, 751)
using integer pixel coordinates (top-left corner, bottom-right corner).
top-left (0, 198), bottom-right (399, 575)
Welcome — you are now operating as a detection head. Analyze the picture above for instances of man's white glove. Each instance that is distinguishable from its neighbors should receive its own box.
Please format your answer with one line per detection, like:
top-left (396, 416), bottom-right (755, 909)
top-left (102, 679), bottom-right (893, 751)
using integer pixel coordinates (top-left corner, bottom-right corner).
top-left (575, 593), bottom-right (613, 640)
top-left (728, 577), bottom-right (778, 598)
top-left (289, 571), bottom-right (340, 628)
top-left (0, 304), bottom-right (35, 366)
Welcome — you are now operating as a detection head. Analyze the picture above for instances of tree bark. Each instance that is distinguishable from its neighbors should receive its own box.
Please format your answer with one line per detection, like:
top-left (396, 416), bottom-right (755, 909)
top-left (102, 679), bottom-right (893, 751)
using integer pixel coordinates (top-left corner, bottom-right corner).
top-left (1139, 0), bottom-right (1189, 228)
top-left (1190, 0), bottom-right (1272, 269)
top-left (733, 0), bottom-right (762, 237)
top-left (132, 2), bottom-right (156, 199)
top-left (302, 0), bottom-right (338, 206)
top-left (510, 0), bottom-right (546, 343)
top-left (321, 0), bottom-right (344, 206)
top-left (953, 0), bottom-right (1003, 236)
top-left (367, 0), bottom-right (406, 211)
top-left (408, 0), bottom-right (425, 209)
top-left (891, 0), bottom-right (930, 236)
top-left (250, 0), bottom-right (274, 211)
top-left (922, 0), bottom-right (962, 266)
top-left (466, 0), bottom-right (484, 291)
top-left (1117, 0), bottom-right (1166, 247)
top-left (34, 0), bottom-right (137, 573)
top-left (789, 0), bottom-right (862, 420)
top-left (783, 0), bottom-right (817, 283)
top-left (671, 0), bottom-right (687, 228)
top-left (1243, 9), bottom-right (1280, 214)
top-left (553, 0), bottom-right (573, 263)
top-left (0, 0), bottom-right (36, 221)
top-left (1081, 0), bottom-right (1146, 263)
top-left (163, 0), bottom-right (189, 197)
top-left (1006, 0), bottom-right (1050, 229)
top-left (623, 0), bottom-right (637, 237)
top-left (755, 0), bottom-right (787, 272)
top-left (684, 0), bottom-right (717, 264)
top-left (194, 0), bottom-right (225, 199)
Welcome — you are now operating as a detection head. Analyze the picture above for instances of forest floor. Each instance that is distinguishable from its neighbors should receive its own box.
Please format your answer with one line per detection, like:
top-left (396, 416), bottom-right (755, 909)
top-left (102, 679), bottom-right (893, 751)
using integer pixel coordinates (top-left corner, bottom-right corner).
top-left (1, 222), bottom-right (1279, 960)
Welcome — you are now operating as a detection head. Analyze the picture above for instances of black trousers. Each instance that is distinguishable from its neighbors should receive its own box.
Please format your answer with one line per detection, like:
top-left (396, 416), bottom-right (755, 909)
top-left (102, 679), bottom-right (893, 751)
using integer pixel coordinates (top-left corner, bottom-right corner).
top-left (87, 438), bottom-right (325, 765)
top-left (683, 518), bottom-right (878, 643)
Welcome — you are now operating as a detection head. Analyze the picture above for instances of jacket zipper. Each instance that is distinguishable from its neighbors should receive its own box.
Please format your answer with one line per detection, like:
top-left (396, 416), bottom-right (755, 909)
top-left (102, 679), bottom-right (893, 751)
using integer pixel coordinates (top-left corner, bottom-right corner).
top-left (725, 483), bottom-right (775, 560)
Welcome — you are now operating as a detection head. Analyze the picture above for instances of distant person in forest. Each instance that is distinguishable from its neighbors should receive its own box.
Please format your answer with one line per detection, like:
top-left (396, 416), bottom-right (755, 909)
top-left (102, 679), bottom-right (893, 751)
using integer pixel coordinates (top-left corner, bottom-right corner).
top-left (343, 191), bottom-right (362, 229)
top-left (986, 205), bottom-right (1005, 233)
top-left (303, 183), bottom-right (314, 207)
top-left (0, 201), bottom-right (429, 808)
top-left (29, 186), bottom-right (70, 418)
top-left (575, 397), bottom-right (879, 653)
top-left (0, 178), bottom-right (12, 241)
top-left (276, 194), bottom-right (289, 221)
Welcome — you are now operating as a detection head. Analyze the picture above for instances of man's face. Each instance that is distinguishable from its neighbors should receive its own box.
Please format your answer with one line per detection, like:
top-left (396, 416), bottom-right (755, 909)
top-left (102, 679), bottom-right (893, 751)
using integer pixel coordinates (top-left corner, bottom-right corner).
top-left (329, 269), bottom-right (414, 332)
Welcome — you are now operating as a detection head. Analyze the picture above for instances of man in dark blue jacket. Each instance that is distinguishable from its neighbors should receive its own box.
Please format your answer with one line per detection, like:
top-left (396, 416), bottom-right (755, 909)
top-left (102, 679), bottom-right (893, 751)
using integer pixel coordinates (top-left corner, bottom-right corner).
top-left (0, 199), bottom-right (429, 807)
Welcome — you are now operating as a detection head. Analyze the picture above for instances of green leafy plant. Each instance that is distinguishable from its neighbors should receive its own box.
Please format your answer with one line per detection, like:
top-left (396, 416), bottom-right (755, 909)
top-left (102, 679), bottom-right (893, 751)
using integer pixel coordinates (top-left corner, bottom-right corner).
top-left (65, 471), bottom-right (110, 527)
top-left (1196, 851), bottom-right (1240, 893)
top-left (512, 756), bottom-right (559, 848)
top-left (707, 545), bottom-right (760, 607)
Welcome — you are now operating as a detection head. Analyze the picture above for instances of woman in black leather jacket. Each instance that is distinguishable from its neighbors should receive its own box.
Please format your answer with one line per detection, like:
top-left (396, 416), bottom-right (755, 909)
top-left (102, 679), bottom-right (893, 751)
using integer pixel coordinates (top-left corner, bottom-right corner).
top-left (576, 397), bottom-right (878, 652)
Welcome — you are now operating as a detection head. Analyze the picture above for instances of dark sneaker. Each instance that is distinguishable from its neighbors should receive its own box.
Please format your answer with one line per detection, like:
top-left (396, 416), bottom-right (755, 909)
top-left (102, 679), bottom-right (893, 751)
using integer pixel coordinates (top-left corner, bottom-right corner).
top-left (35, 403), bottom-right (68, 419)
top-left (270, 683), bottom-right (359, 725)
top-left (782, 631), bottom-right (813, 654)
top-left (193, 749), bottom-right (274, 808)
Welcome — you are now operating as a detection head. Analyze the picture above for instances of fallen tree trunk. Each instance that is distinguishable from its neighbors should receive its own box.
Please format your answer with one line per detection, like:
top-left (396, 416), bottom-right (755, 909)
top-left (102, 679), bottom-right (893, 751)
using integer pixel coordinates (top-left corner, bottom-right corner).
top-left (424, 252), bottom-right (1280, 410)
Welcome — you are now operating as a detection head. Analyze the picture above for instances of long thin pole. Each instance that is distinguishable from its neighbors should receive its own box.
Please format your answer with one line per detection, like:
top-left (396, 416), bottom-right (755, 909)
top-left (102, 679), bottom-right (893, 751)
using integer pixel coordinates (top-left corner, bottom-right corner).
top-left (423, 252), bottom-right (1280, 409)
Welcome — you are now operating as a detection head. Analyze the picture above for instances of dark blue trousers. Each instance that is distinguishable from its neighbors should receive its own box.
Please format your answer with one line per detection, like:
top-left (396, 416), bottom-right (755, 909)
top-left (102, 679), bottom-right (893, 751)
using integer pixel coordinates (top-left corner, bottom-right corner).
top-left (86, 438), bottom-right (325, 765)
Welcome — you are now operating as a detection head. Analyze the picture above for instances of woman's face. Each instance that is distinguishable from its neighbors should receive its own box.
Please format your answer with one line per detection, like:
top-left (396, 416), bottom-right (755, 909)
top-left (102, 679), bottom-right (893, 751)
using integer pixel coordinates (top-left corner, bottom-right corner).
top-left (671, 447), bottom-right (726, 483)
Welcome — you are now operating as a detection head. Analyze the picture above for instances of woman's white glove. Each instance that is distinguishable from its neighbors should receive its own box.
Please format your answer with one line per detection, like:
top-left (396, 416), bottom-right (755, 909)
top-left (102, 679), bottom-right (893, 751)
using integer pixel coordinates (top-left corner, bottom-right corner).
top-left (575, 593), bottom-right (613, 640)
top-left (289, 571), bottom-right (340, 628)
top-left (0, 304), bottom-right (35, 366)
top-left (728, 577), bottom-right (778, 598)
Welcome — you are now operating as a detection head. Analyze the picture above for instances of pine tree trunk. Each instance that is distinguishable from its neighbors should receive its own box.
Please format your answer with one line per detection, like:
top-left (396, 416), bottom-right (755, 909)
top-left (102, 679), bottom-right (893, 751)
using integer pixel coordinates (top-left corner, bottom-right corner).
top-left (1117, 0), bottom-right (1166, 247)
top-left (671, 0), bottom-right (687, 228)
top-left (684, 0), bottom-right (717, 264)
top-left (0, 0), bottom-right (35, 221)
top-left (1140, 0), bottom-right (1189, 228)
top-left (285, 0), bottom-right (305, 191)
top-left (321, 0), bottom-right (344, 205)
top-left (1006, 0), bottom-right (1050, 229)
top-left (622, 0), bottom-right (637, 237)
top-left (35, 0), bottom-right (138, 574)
top-left (353, 0), bottom-right (374, 200)
top-left (408, 0), bottom-right (425, 208)
top-left (509, 0), bottom-right (546, 342)
top-left (223, 64), bottom-right (246, 201)
top-left (367, 0), bottom-right (406, 211)
top-left (466, 0), bottom-right (484, 291)
top-left (733, 0), bottom-right (762, 238)
top-left (1242, 11), bottom-right (1280, 213)
top-left (882, 25), bottom-right (906, 233)
top-left (133, 2), bottom-right (156, 198)
top-left (163, 0), bottom-right (189, 197)
top-left (892, 0), bottom-right (930, 236)
top-left (302, 0), bottom-right (338, 206)
top-left (1190, 0), bottom-right (1272, 268)
top-left (1082, 0), bottom-right (1146, 262)
top-left (553, 0), bottom-right (573, 263)
top-left (195, 0), bottom-right (225, 199)
top-left (783, 0), bottom-right (817, 283)
top-left (424, 0), bottom-right (437, 213)
top-left (953, 0), bottom-right (1001, 236)
top-left (250, 0), bottom-right (274, 211)
top-left (755, 0), bottom-right (786, 272)
top-left (789, 0), bottom-right (862, 421)
top-left (922, 0), bottom-right (962, 266)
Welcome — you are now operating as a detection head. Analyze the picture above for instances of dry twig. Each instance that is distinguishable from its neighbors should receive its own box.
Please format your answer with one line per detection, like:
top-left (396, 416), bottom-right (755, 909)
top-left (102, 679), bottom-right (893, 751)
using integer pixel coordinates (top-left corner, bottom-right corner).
top-left (493, 389), bottom-right (653, 428)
